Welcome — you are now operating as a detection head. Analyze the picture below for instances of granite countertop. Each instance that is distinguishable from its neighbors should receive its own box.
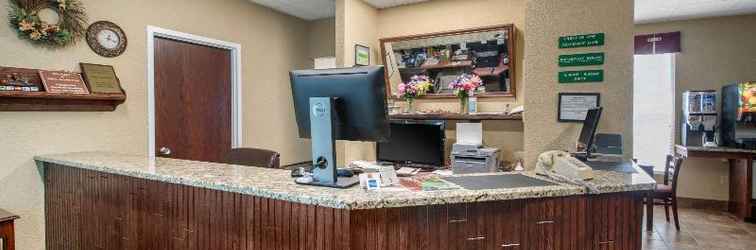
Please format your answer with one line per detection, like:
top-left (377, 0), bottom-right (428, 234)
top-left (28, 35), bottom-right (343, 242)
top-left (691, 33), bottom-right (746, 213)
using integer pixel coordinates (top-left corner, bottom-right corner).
top-left (676, 144), bottom-right (756, 155)
top-left (35, 152), bottom-right (654, 210)
top-left (581, 167), bottom-right (656, 194)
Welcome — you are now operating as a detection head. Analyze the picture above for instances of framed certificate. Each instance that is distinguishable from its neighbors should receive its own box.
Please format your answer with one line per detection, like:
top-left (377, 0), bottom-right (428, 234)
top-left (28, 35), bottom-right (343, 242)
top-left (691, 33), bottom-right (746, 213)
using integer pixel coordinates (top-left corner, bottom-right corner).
top-left (558, 93), bottom-right (600, 122)
top-left (38, 70), bottom-right (90, 95)
top-left (80, 63), bottom-right (123, 94)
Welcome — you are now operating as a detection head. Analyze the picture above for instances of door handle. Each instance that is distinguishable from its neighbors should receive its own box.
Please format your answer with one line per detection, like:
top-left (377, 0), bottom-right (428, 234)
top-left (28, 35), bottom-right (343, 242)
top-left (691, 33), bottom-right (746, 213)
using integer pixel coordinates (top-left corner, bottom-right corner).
top-left (159, 147), bottom-right (172, 156)
top-left (501, 243), bottom-right (521, 248)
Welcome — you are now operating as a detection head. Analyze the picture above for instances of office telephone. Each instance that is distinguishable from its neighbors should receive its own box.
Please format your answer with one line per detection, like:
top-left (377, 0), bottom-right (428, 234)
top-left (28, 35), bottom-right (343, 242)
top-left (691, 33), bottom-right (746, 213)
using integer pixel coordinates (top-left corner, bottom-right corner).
top-left (535, 150), bottom-right (594, 181)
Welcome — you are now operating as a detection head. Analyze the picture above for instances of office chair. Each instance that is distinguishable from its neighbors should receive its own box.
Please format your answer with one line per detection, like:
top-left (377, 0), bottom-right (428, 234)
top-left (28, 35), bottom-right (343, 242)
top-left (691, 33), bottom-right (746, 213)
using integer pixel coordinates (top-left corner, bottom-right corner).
top-left (224, 148), bottom-right (281, 169)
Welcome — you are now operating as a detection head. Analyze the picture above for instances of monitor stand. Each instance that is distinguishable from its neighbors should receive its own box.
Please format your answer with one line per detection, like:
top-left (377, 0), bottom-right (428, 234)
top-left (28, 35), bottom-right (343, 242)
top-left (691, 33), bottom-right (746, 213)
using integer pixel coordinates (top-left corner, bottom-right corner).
top-left (299, 97), bottom-right (359, 189)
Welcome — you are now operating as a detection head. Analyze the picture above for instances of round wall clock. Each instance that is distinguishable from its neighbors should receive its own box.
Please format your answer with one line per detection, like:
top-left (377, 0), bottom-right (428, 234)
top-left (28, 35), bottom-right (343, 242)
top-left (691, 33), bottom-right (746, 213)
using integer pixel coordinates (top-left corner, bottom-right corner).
top-left (86, 21), bottom-right (127, 57)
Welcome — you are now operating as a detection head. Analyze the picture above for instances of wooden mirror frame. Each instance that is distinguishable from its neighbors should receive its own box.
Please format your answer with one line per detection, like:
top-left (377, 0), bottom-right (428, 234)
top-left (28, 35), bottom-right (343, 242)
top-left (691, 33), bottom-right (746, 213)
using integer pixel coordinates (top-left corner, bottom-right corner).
top-left (379, 24), bottom-right (516, 99)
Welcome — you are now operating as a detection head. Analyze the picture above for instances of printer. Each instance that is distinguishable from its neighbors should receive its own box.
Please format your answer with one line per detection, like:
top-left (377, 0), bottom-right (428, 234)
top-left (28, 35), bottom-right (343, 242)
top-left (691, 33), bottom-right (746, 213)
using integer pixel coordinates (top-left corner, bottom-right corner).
top-left (451, 144), bottom-right (500, 174)
top-left (450, 123), bottom-right (500, 174)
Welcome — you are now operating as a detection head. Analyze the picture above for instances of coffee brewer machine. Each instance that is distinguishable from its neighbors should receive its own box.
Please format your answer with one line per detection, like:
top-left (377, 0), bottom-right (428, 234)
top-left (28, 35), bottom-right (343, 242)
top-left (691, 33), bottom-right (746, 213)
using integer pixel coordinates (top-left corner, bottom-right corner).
top-left (721, 82), bottom-right (756, 149)
top-left (682, 90), bottom-right (718, 147)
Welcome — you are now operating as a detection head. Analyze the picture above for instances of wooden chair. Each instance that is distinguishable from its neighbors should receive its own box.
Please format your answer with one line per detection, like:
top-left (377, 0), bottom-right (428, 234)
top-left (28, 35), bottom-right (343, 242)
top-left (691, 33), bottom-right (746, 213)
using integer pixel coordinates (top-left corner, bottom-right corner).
top-left (652, 155), bottom-right (684, 230)
top-left (224, 148), bottom-right (281, 169)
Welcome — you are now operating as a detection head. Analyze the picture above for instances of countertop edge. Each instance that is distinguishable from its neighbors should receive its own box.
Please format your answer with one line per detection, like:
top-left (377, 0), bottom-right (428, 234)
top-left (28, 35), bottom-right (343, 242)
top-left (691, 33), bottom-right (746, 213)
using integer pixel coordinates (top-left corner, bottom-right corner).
top-left (34, 153), bottom-right (656, 210)
top-left (35, 156), bottom-right (354, 209)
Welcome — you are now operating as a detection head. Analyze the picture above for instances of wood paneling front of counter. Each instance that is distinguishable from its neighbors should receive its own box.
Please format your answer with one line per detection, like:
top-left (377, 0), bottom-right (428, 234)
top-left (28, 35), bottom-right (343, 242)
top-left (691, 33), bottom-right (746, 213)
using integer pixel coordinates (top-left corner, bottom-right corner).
top-left (44, 164), bottom-right (643, 250)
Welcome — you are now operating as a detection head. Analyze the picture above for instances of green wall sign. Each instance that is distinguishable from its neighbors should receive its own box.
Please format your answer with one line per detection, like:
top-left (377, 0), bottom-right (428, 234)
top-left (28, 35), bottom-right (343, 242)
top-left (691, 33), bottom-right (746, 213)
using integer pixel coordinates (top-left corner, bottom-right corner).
top-left (559, 70), bottom-right (604, 83)
top-left (559, 52), bottom-right (605, 67)
top-left (559, 33), bottom-right (605, 48)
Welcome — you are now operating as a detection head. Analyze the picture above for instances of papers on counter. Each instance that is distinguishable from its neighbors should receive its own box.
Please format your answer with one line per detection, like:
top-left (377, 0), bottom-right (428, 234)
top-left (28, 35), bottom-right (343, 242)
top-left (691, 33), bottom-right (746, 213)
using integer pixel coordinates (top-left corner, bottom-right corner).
top-left (396, 167), bottom-right (421, 176)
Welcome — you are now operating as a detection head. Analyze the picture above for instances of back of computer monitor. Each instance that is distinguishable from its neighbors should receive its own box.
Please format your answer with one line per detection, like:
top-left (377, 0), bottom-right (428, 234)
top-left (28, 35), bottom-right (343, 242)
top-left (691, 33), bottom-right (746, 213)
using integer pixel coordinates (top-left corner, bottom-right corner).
top-left (290, 66), bottom-right (389, 142)
top-left (288, 66), bottom-right (389, 188)
top-left (578, 107), bottom-right (603, 154)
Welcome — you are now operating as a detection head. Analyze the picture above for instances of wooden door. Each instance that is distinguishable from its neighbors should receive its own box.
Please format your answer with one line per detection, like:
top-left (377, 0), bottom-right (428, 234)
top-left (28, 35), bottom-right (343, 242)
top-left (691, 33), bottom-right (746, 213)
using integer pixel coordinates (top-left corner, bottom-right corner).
top-left (154, 37), bottom-right (232, 162)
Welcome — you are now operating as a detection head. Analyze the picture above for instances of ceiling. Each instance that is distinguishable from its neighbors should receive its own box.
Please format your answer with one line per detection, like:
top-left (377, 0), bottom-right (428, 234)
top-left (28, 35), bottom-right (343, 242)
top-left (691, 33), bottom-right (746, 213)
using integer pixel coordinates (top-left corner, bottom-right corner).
top-left (250, 0), bottom-right (756, 22)
top-left (248, 0), bottom-right (428, 20)
top-left (635, 0), bottom-right (756, 24)
top-left (249, 0), bottom-right (335, 20)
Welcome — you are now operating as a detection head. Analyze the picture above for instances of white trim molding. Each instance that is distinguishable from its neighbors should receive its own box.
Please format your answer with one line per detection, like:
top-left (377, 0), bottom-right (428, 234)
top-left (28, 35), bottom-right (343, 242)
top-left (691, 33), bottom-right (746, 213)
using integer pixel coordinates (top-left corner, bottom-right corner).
top-left (146, 26), bottom-right (243, 158)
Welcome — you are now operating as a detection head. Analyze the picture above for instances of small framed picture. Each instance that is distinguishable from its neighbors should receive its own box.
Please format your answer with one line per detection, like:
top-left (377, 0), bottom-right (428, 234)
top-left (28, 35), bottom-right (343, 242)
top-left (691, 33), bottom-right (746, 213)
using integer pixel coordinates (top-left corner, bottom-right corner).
top-left (355, 44), bottom-right (370, 66)
top-left (558, 92), bottom-right (601, 122)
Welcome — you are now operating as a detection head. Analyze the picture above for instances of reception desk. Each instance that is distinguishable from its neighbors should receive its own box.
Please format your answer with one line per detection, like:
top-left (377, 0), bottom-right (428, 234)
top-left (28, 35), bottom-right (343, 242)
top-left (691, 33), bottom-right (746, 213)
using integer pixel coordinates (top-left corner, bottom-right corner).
top-left (36, 152), bottom-right (655, 250)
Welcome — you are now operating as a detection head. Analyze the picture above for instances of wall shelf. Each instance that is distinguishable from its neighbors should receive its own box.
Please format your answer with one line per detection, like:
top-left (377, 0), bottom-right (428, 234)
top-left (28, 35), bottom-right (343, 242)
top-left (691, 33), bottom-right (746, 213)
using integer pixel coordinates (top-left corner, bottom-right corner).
top-left (0, 66), bottom-right (126, 111)
top-left (389, 112), bottom-right (522, 121)
top-left (0, 91), bottom-right (126, 111)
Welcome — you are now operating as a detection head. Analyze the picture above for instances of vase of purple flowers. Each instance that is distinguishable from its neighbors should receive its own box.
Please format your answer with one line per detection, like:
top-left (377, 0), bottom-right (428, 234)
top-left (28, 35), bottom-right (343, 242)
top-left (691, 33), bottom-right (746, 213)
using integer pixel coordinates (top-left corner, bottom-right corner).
top-left (448, 73), bottom-right (482, 114)
top-left (397, 75), bottom-right (433, 113)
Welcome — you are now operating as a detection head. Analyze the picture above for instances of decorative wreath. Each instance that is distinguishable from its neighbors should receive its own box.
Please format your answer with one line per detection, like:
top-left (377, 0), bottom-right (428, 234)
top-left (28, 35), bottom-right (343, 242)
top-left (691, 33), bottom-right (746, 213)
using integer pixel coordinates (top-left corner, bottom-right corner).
top-left (8, 0), bottom-right (87, 47)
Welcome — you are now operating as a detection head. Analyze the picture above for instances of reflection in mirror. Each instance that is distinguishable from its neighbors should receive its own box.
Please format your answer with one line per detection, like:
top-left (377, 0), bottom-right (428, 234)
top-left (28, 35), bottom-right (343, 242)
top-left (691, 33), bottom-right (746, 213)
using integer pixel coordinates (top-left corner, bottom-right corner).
top-left (381, 25), bottom-right (515, 98)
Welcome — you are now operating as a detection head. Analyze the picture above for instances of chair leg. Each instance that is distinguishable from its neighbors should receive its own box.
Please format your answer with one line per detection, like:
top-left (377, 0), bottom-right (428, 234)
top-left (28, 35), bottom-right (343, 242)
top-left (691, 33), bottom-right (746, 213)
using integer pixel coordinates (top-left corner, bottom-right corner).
top-left (672, 196), bottom-right (680, 230)
top-left (664, 201), bottom-right (670, 222)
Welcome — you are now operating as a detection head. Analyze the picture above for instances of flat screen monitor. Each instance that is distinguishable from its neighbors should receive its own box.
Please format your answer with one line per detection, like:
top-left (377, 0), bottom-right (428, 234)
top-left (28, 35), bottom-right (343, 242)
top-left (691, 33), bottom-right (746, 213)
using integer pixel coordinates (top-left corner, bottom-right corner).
top-left (377, 121), bottom-right (445, 167)
top-left (290, 66), bottom-right (389, 142)
top-left (578, 107), bottom-right (603, 154)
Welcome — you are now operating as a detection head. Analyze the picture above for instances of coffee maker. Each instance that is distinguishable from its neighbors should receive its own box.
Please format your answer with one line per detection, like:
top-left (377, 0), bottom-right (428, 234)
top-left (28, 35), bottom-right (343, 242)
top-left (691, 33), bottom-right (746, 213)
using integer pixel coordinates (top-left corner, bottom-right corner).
top-left (681, 90), bottom-right (718, 147)
top-left (721, 82), bottom-right (756, 149)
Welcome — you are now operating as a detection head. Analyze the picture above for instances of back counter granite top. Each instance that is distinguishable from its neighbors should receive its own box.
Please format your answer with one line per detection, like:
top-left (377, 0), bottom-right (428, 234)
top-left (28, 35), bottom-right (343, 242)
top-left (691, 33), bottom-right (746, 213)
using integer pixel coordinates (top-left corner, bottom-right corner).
top-left (34, 152), bottom-right (656, 210)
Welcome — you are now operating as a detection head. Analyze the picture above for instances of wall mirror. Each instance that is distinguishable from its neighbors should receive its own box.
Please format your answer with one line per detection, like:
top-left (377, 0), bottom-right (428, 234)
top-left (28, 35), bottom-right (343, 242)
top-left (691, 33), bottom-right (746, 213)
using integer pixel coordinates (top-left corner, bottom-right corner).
top-left (380, 24), bottom-right (516, 99)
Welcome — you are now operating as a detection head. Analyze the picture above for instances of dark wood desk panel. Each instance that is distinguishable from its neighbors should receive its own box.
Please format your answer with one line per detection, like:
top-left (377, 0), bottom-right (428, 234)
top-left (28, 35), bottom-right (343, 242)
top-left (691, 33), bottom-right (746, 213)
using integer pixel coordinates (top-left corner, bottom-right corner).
top-left (44, 164), bottom-right (645, 250)
top-left (675, 145), bottom-right (754, 222)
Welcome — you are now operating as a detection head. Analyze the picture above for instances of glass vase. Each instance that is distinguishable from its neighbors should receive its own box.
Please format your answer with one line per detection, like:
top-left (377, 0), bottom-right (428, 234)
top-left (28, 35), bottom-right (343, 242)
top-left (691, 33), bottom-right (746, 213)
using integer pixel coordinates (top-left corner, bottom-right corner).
top-left (405, 98), bottom-right (415, 113)
top-left (459, 96), bottom-right (469, 114)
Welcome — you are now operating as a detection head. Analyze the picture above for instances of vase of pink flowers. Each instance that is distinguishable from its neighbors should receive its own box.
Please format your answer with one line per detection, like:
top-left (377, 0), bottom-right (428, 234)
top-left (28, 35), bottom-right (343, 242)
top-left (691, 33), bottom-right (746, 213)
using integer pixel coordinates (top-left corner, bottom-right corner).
top-left (448, 73), bottom-right (482, 114)
top-left (397, 75), bottom-right (433, 113)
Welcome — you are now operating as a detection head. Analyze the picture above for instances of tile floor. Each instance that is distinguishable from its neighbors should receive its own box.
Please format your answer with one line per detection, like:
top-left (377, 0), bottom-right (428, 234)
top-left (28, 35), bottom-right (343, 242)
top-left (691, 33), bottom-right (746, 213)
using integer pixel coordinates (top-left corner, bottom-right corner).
top-left (642, 206), bottom-right (756, 250)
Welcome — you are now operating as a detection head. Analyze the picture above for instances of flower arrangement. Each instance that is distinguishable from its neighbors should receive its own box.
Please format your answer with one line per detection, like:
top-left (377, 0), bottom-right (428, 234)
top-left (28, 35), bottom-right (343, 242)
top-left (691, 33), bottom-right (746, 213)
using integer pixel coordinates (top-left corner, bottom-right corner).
top-left (448, 73), bottom-right (482, 113)
top-left (397, 75), bottom-right (433, 113)
top-left (8, 0), bottom-right (88, 47)
top-left (448, 73), bottom-right (482, 98)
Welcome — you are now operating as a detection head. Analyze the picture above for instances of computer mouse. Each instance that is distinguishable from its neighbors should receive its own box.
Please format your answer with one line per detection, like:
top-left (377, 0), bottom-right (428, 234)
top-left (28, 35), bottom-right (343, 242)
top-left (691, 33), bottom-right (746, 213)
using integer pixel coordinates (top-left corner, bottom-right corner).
top-left (295, 176), bottom-right (313, 184)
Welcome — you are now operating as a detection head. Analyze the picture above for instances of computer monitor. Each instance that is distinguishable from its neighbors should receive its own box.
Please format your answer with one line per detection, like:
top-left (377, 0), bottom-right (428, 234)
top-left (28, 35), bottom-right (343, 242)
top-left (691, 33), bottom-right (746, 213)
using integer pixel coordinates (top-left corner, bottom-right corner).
top-left (377, 120), bottom-right (445, 168)
top-left (577, 107), bottom-right (603, 158)
top-left (290, 66), bottom-right (389, 188)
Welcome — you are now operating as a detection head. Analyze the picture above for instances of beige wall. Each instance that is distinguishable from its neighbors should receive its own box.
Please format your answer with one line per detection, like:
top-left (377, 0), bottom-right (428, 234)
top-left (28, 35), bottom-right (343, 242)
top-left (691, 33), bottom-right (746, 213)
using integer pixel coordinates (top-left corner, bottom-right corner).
top-left (0, 0), bottom-right (315, 249)
top-left (523, 0), bottom-right (635, 168)
top-left (636, 14), bottom-right (756, 201)
top-left (308, 18), bottom-right (336, 61)
top-left (336, 0), bottom-right (379, 67)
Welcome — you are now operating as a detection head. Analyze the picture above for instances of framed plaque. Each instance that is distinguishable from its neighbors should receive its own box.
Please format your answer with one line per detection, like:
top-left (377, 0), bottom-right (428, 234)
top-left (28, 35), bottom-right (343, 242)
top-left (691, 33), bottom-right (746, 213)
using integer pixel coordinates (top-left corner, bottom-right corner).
top-left (38, 70), bottom-right (90, 95)
top-left (355, 44), bottom-right (370, 66)
top-left (80, 63), bottom-right (123, 94)
top-left (558, 92), bottom-right (600, 122)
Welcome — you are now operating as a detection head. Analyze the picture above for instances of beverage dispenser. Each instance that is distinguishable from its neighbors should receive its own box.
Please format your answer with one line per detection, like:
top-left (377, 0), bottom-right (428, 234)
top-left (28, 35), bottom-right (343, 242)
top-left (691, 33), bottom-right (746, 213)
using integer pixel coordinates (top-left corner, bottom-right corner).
top-left (682, 90), bottom-right (718, 147)
top-left (721, 82), bottom-right (756, 149)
